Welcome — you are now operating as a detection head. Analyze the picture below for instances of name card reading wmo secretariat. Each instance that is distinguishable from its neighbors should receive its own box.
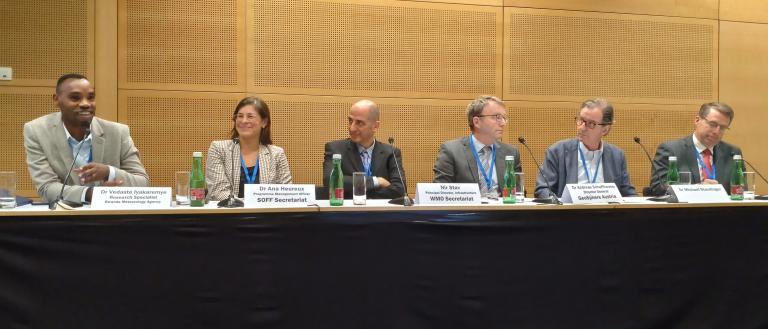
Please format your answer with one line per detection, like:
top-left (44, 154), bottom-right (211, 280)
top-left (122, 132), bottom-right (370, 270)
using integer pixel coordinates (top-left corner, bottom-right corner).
top-left (668, 184), bottom-right (729, 203)
top-left (416, 183), bottom-right (481, 205)
top-left (91, 187), bottom-right (172, 209)
top-left (561, 183), bottom-right (622, 204)
top-left (243, 184), bottom-right (316, 207)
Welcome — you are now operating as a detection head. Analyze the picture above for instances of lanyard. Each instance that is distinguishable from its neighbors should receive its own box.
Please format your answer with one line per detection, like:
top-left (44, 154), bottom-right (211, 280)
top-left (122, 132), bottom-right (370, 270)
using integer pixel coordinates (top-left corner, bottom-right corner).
top-left (240, 155), bottom-right (259, 184)
top-left (694, 146), bottom-right (716, 180)
top-left (577, 146), bottom-right (602, 184)
top-left (361, 151), bottom-right (372, 177)
top-left (469, 136), bottom-right (496, 190)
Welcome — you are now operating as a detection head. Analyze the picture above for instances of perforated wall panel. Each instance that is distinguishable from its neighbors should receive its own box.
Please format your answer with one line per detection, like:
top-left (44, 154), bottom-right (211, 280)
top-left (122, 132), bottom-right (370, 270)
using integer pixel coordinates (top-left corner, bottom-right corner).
top-left (0, 0), bottom-right (91, 83)
top-left (250, 0), bottom-right (502, 98)
top-left (120, 91), bottom-right (243, 193)
top-left (505, 8), bottom-right (717, 104)
top-left (122, 0), bottom-right (243, 90)
top-left (0, 88), bottom-right (59, 196)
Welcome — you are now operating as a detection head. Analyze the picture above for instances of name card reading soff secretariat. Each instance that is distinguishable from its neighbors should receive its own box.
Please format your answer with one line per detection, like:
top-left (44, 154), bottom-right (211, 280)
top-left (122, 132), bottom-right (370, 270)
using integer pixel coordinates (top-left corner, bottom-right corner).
top-left (561, 183), bottom-right (623, 204)
top-left (243, 184), bottom-right (316, 207)
top-left (91, 187), bottom-right (172, 209)
top-left (415, 183), bottom-right (482, 205)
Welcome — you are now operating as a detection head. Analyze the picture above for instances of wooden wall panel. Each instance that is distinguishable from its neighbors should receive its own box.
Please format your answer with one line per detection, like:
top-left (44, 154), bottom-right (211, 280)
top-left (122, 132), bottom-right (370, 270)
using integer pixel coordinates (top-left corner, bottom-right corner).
top-left (404, 0), bottom-right (502, 6)
top-left (504, 8), bottom-right (718, 105)
top-left (0, 0), bottom-right (93, 87)
top-left (503, 0), bottom-right (718, 19)
top-left (721, 0), bottom-right (768, 24)
top-left (719, 21), bottom-right (768, 194)
top-left (0, 88), bottom-right (59, 197)
top-left (119, 90), bottom-right (245, 192)
top-left (118, 0), bottom-right (246, 92)
top-left (248, 0), bottom-right (503, 99)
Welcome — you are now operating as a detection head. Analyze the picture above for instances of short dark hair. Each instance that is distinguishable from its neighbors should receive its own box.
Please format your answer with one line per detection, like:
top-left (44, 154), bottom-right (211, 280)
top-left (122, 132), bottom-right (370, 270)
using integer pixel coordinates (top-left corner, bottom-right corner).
top-left (580, 98), bottom-right (614, 124)
top-left (56, 73), bottom-right (88, 93)
top-left (699, 102), bottom-right (734, 123)
top-left (230, 96), bottom-right (273, 145)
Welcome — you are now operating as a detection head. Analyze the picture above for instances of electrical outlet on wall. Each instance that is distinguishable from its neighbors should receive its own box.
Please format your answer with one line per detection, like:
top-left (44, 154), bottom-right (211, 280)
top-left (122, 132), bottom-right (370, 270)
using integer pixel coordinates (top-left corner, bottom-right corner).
top-left (0, 67), bottom-right (13, 80)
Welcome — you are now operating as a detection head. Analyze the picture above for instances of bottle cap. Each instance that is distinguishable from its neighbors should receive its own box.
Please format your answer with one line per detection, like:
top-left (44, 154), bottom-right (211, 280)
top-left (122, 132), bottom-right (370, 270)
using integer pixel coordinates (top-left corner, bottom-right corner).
top-left (669, 156), bottom-right (677, 161)
top-left (505, 155), bottom-right (514, 161)
top-left (733, 154), bottom-right (742, 160)
top-left (193, 151), bottom-right (202, 157)
top-left (332, 153), bottom-right (341, 160)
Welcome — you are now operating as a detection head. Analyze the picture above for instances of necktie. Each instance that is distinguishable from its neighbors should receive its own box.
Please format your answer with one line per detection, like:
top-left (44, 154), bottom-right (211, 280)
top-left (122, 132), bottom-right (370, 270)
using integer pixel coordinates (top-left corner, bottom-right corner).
top-left (361, 150), bottom-right (371, 176)
top-left (479, 146), bottom-right (492, 193)
top-left (701, 149), bottom-right (713, 180)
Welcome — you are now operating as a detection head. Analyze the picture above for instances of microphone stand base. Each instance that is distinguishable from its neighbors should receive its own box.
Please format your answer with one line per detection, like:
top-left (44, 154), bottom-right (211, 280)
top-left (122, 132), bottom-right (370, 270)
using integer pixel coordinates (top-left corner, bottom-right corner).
top-left (217, 198), bottom-right (244, 208)
top-left (531, 196), bottom-right (562, 205)
top-left (388, 196), bottom-right (414, 206)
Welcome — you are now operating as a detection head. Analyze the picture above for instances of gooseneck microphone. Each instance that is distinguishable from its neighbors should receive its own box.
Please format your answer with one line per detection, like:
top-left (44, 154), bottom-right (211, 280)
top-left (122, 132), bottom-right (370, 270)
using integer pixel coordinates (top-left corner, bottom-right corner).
top-left (49, 127), bottom-right (91, 210)
top-left (633, 136), bottom-right (658, 197)
top-left (387, 137), bottom-right (413, 206)
top-left (218, 138), bottom-right (244, 208)
top-left (518, 137), bottom-right (562, 205)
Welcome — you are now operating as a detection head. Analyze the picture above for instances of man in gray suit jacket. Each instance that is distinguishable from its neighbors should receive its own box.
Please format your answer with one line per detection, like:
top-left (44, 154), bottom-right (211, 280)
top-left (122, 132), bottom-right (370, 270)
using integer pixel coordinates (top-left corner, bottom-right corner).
top-left (322, 100), bottom-right (405, 199)
top-left (535, 99), bottom-right (636, 198)
top-left (649, 102), bottom-right (742, 196)
top-left (433, 95), bottom-right (522, 198)
top-left (24, 74), bottom-right (149, 204)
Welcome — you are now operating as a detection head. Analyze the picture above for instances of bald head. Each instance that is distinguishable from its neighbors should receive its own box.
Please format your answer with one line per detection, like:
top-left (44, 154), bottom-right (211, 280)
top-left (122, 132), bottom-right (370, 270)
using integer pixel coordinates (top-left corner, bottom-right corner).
top-left (351, 99), bottom-right (380, 121)
top-left (348, 99), bottom-right (380, 148)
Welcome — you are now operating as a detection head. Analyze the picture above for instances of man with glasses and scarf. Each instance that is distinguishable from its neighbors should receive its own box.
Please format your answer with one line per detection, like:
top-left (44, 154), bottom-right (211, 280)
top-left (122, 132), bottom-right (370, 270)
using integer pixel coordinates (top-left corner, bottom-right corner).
top-left (433, 95), bottom-right (522, 199)
top-left (535, 98), bottom-right (636, 199)
top-left (649, 102), bottom-right (742, 196)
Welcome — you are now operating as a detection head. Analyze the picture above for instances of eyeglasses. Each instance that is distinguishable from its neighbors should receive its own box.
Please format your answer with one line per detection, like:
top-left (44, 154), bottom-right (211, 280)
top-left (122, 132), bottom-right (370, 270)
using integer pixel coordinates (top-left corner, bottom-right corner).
top-left (476, 114), bottom-right (508, 123)
top-left (699, 116), bottom-right (730, 131)
top-left (575, 117), bottom-right (610, 129)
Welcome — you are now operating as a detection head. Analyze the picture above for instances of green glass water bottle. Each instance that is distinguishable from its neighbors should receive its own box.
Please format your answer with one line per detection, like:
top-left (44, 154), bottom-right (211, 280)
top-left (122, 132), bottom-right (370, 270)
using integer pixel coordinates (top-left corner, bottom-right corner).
top-left (329, 154), bottom-right (344, 206)
top-left (502, 155), bottom-right (516, 204)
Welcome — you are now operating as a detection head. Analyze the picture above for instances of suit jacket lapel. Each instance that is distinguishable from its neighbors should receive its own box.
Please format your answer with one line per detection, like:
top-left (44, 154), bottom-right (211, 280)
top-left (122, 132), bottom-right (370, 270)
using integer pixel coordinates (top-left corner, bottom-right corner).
top-left (713, 143), bottom-right (729, 184)
top-left (602, 145), bottom-right (615, 183)
top-left (258, 144), bottom-right (270, 183)
top-left (51, 118), bottom-right (74, 168)
top-left (463, 137), bottom-right (479, 183)
top-left (346, 140), bottom-right (363, 172)
top-left (91, 119), bottom-right (105, 164)
top-left (493, 142), bottom-right (506, 183)
top-left (566, 139), bottom-right (579, 184)
top-left (683, 136), bottom-right (702, 183)
top-left (371, 141), bottom-right (386, 176)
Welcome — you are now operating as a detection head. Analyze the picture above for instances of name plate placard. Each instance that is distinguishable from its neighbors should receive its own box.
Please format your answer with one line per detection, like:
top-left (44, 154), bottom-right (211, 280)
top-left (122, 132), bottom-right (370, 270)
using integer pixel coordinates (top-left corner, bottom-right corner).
top-left (561, 183), bottom-right (622, 204)
top-left (243, 184), bottom-right (316, 207)
top-left (91, 187), bottom-right (172, 209)
top-left (415, 183), bottom-right (481, 205)
top-left (669, 184), bottom-right (729, 203)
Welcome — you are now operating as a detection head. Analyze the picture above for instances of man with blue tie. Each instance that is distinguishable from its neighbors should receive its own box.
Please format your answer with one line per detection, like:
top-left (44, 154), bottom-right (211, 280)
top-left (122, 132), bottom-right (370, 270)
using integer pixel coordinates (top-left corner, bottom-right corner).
top-left (535, 98), bottom-right (636, 198)
top-left (322, 100), bottom-right (406, 199)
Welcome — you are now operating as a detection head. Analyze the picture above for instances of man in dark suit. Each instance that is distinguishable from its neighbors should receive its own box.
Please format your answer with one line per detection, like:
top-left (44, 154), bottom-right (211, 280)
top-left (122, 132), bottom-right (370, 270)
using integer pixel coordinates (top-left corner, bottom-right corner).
top-left (322, 100), bottom-right (406, 199)
top-left (433, 95), bottom-right (522, 199)
top-left (649, 102), bottom-right (742, 196)
top-left (535, 98), bottom-right (636, 198)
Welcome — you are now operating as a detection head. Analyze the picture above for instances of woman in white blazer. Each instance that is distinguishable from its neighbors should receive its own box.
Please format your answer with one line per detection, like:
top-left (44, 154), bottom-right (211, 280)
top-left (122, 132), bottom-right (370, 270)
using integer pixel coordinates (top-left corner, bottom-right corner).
top-left (206, 96), bottom-right (292, 201)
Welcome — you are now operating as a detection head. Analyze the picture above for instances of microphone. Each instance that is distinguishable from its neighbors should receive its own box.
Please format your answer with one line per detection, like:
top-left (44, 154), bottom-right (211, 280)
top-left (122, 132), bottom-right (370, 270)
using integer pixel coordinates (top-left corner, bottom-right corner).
top-left (633, 136), bottom-right (658, 197)
top-left (739, 155), bottom-right (768, 200)
top-left (218, 137), bottom-right (244, 208)
top-left (387, 137), bottom-right (413, 206)
top-left (518, 137), bottom-right (562, 205)
top-left (49, 127), bottom-right (91, 210)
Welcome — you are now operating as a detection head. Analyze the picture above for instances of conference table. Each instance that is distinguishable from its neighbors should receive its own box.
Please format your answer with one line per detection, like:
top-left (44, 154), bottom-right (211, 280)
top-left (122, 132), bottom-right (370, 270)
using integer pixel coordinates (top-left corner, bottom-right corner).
top-left (1, 198), bottom-right (767, 329)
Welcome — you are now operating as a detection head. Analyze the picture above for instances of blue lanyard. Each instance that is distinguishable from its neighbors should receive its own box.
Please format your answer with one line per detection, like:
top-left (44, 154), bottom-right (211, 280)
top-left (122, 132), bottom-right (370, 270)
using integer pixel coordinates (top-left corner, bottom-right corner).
top-left (693, 147), bottom-right (716, 180)
top-left (240, 155), bottom-right (259, 184)
top-left (577, 146), bottom-right (602, 184)
top-left (469, 136), bottom-right (496, 190)
top-left (361, 151), bottom-right (372, 177)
